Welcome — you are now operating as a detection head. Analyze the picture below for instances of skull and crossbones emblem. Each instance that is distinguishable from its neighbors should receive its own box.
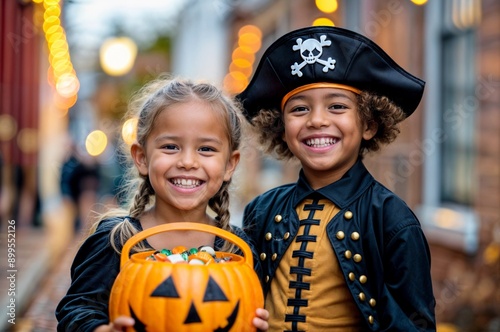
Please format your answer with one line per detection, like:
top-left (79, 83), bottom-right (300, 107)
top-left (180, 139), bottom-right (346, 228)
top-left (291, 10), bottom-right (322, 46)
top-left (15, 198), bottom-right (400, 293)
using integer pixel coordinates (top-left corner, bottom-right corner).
top-left (290, 35), bottom-right (336, 77)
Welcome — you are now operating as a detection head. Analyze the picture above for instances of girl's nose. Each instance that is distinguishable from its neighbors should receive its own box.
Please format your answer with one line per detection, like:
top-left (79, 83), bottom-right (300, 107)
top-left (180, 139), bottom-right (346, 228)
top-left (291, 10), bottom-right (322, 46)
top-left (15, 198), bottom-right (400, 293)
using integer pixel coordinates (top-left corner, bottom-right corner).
top-left (177, 150), bottom-right (199, 169)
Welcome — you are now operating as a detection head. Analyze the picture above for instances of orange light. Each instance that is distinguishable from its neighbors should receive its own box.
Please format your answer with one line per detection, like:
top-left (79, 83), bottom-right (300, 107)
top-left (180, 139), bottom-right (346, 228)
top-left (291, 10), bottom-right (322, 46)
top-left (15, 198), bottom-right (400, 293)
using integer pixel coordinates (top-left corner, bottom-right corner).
top-left (316, 0), bottom-right (338, 13)
top-left (313, 18), bottom-right (335, 26)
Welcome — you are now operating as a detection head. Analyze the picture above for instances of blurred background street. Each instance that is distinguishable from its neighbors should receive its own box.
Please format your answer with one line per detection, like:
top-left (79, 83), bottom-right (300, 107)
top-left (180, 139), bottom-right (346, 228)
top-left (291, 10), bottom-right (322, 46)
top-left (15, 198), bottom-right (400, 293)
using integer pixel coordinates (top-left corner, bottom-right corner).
top-left (1, 0), bottom-right (500, 331)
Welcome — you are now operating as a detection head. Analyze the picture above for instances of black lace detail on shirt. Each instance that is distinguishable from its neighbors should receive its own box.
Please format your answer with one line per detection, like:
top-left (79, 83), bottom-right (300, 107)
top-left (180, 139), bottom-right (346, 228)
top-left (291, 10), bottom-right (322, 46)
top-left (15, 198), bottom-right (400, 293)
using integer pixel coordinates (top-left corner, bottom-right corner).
top-left (285, 198), bottom-right (324, 331)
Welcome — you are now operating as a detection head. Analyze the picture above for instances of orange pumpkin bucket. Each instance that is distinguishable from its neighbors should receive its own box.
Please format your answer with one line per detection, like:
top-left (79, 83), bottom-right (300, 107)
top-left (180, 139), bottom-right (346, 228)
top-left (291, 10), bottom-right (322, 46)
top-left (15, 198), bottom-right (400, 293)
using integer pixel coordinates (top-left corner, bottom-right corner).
top-left (109, 222), bottom-right (264, 332)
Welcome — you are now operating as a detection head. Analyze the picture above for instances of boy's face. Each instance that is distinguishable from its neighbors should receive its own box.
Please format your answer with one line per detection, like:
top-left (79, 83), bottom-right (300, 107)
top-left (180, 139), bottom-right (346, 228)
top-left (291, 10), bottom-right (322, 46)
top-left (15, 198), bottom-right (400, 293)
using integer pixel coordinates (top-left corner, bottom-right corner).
top-left (282, 87), bottom-right (376, 189)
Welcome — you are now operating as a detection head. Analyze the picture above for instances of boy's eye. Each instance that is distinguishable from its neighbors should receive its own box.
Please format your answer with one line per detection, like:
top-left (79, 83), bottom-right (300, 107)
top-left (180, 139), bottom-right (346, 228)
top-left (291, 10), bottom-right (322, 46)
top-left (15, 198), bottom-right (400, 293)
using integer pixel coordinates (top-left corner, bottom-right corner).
top-left (329, 104), bottom-right (348, 110)
top-left (290, 106), bottom-right (308, 113)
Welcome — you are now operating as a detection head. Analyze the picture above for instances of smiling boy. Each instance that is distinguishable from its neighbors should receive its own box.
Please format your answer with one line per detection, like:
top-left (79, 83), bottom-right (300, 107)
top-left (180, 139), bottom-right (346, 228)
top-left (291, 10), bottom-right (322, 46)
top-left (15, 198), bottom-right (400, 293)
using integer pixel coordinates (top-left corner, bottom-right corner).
top-left (238, 26), bottom-right (436, 331)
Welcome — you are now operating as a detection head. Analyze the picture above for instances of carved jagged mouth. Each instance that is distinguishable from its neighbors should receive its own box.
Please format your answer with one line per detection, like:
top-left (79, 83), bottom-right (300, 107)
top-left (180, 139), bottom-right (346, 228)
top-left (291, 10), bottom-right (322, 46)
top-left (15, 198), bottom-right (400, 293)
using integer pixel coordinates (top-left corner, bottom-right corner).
top-left (170, 178), bottom-right (202, 189)
top-left (305, 137), bottom-right (338, 148)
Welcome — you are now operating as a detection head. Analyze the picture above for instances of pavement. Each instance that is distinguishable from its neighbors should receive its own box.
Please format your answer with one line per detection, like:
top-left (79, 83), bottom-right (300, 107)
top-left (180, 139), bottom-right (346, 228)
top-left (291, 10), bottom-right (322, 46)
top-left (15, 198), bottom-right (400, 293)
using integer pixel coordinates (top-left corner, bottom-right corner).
top-left (1, 202), bottom-right (80, 332)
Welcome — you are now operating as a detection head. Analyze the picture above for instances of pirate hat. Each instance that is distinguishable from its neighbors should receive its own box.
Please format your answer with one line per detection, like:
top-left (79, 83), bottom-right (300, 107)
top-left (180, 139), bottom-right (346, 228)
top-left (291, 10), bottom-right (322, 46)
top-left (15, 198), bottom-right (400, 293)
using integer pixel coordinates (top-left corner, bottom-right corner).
top-left (237, 26), bottom-right (425, 120)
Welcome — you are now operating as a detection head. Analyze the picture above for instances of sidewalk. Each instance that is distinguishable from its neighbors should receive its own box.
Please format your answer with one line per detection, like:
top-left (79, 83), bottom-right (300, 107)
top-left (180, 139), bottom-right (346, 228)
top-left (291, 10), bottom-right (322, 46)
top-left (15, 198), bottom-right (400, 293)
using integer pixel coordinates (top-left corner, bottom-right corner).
top-left (1, 202), bottom-right (76, 332)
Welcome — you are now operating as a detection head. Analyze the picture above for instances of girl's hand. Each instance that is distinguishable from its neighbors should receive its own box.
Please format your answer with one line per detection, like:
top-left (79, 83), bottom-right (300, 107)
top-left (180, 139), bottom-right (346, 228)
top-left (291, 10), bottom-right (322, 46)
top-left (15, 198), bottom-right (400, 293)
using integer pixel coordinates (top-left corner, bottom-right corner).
top-left (253, 308), bottom-right (269, 331)
top-left (93, 316), bottom-right (135, 332)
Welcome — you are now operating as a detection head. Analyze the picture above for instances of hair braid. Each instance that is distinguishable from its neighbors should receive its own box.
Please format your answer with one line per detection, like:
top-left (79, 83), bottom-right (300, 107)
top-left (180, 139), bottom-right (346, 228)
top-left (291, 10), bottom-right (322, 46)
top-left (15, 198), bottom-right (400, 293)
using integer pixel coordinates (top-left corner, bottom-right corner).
top-left (129, 177), bottom-right (154, 219)
top-left (209, 180), bottom-right (236, 253)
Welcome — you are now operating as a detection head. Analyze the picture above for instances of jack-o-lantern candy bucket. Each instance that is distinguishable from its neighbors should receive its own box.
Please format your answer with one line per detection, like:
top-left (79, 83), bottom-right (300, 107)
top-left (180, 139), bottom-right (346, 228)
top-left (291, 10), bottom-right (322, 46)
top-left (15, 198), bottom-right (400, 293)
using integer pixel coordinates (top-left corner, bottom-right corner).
top-left (109, 222), bottom-right (264, 332)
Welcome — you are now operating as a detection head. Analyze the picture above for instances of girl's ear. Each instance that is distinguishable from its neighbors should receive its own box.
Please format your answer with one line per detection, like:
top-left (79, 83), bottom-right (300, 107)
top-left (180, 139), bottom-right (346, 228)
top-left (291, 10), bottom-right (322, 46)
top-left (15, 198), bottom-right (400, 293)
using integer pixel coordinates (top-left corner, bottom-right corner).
top-left (131, 143), bottom-right (148, 176)
top-left (223, 150), bottom-right (240, 182)
top-left (363, 121), bottom-right (378, 141)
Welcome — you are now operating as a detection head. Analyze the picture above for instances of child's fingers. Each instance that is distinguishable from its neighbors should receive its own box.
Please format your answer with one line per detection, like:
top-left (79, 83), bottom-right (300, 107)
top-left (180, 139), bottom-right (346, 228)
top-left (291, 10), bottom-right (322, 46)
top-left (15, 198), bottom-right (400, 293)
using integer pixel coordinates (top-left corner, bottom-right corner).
top-left (256, 307), bottom-right (269, 321)
top-left (111, 316), bottom-right (135, 331)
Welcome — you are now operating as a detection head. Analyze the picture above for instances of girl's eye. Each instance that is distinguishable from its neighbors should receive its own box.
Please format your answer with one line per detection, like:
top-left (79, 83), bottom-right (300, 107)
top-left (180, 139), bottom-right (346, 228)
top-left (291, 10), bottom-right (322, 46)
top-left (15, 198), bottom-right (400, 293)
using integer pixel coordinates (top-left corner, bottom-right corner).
top-left (162, 144), bottom-right (178, 150)
top-left (199, 146), bottom-right (216, 153)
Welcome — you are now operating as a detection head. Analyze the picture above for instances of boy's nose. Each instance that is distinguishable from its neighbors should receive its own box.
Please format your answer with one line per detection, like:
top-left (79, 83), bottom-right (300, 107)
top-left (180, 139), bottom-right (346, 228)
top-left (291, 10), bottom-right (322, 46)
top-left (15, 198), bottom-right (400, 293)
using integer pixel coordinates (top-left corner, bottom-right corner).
top-left (307, 109), bottom-right (329, 128)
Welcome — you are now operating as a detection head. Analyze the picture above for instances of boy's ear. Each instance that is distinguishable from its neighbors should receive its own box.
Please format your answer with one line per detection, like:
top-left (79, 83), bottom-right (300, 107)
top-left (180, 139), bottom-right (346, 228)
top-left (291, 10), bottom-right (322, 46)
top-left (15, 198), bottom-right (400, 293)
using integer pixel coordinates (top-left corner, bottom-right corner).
top-left (363, 121), bottom-right (378, 141)
top-left (131, 143), bottom-right (148, 176)
top-left (223, 150), bottom-right (240, 182)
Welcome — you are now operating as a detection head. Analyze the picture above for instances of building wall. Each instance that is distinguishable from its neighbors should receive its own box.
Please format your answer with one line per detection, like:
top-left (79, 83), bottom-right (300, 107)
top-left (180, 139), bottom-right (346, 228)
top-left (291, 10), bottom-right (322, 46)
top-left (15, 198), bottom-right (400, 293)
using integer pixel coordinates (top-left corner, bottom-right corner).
top-left (0, 1), bottom-right (41, 227)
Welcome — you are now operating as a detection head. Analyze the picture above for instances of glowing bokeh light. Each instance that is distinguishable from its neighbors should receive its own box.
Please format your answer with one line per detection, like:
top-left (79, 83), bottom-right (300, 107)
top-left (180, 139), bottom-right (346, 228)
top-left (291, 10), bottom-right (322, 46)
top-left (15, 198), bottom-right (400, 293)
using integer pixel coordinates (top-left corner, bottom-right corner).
top-left (316, 0), bottom-right (338, 13)
top-left (100, 37), bottom-right (138, 76)
top-left (122, 118), bottom-right (138, 145)
top-left (313, 17), bottom-right (335, 26)
top-left (86, 130), bottom-right (108, 156)
top-left (0, 115), bottom-right (18, 141)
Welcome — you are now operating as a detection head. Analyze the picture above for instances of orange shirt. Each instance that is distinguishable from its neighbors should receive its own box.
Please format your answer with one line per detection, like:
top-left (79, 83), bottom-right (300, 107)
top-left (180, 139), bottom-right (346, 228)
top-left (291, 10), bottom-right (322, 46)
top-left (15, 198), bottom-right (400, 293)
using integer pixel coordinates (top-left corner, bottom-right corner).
top-left (266, 198), bottom-right (363, 331)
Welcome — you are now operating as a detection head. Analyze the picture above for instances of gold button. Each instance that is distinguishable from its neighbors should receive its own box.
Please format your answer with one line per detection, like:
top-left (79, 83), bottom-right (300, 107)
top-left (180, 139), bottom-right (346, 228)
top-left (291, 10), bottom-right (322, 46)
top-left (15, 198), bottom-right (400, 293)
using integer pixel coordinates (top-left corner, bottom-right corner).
top-left (271, 253), bottom-right (278, 261)
top-left (274, 215), bottom-right (282, 223)
top-left (368, 315), bottom-right (374, 324)
top-left (359, 275), bottom-right (367, 284)
top-left (353, 254), bottom-right (362, 262)
top-left (344, 211), bottom-right (353, 220)
top-left (348, 272), bottom-right (355, 281)
top-left (359, 292), bottom-right (366, 301)
top-left (336, 231), bottom-right (345, 240)
top-left (265, 275), bottom-right (270, 283)
top-left (265, 232), bottom-right (272, 241)
top-left (351, 232), bottom-right (360, 240)
top-left (344, 250), bottom-right (352, 259)
top-left (260, 253), bottom-right (267, 261)
top-left (283, 232), bottom-right (290, 240)
top-left (369, 298), bottom-right (376, 307)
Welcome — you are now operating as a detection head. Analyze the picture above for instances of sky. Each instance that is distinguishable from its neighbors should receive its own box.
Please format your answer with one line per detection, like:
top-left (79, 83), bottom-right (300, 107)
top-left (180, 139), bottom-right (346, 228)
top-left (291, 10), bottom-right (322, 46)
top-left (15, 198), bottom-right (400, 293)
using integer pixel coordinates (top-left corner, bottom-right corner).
top-left (64, 0), bottom-right (187, 55)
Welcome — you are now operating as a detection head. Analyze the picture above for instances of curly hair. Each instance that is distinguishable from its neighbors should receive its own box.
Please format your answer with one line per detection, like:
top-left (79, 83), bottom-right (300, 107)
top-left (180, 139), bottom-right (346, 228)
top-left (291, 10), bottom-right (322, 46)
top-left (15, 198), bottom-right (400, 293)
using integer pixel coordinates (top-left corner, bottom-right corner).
top-left (249, 90), bottom-right (406, 160)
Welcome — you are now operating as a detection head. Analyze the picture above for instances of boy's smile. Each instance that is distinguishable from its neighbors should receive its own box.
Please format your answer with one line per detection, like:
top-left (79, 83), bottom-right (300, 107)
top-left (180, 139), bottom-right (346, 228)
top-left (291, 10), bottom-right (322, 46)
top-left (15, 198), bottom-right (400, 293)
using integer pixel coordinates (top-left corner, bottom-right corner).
top-left (282, 87), bottom-right (376, 189)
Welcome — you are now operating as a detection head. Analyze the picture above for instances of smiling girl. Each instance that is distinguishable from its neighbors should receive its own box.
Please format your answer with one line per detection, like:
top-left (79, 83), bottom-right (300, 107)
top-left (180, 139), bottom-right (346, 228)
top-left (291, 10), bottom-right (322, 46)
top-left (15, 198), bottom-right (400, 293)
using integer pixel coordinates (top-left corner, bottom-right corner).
top-left (56, 76), bottom-right (268, 332)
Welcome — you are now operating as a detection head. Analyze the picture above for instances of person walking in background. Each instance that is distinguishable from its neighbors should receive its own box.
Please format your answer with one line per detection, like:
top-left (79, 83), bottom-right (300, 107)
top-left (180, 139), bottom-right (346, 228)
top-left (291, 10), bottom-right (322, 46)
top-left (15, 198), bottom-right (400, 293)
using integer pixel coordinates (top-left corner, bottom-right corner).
top-left (238, 26), bottom-right (436, 331)
top-left (56, 76), bottom-right (269, 331)
top-left (60, 140), bottom-right (101, 232)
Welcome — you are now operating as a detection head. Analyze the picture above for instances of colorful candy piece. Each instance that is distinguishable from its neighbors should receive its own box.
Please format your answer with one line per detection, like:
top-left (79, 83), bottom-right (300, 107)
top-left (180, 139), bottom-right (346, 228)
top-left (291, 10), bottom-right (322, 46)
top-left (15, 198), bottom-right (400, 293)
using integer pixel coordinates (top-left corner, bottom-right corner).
top-left (198, 246), bottom-right (216, 257)
top-left (160, 248), bottom-right (172, 256)
top-left (167, 253), bottom-right (186, 264)
top-left (188, 259), bottom-right (205, 265)
top-left (154, 253), bottom-right (168, 262)
top-left (172, 245), bottom-right (188, 254)
top-left (190, 251), bottom-right (215, 264)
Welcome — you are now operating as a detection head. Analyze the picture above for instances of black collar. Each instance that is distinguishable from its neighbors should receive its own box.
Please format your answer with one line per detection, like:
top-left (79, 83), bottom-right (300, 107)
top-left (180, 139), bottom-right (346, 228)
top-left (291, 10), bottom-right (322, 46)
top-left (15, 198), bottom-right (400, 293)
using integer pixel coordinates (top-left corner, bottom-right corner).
top-left (293, 159), bottom-right (374, 209)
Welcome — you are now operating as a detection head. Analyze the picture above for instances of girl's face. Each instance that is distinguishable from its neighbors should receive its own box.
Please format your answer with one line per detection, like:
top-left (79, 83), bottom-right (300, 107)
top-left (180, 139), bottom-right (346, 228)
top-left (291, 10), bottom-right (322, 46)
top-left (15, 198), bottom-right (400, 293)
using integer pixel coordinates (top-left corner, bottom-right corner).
top-left (132, 100), bottom-right (239, 215)
top-left (282, 87), bottom-right (376, 189)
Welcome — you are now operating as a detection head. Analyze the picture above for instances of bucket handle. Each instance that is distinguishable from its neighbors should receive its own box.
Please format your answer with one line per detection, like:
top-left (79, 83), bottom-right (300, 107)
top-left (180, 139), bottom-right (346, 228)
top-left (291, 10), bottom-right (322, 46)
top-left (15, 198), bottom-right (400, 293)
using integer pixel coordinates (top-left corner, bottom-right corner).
top-left (120, 222), bottom-right (253, 269)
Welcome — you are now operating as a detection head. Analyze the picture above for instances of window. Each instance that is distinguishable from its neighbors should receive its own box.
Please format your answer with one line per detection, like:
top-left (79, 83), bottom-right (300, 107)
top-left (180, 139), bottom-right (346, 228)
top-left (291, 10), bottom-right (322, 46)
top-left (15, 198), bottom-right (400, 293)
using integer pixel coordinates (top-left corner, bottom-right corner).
top-left (418, 0), bottom-right (480, 254)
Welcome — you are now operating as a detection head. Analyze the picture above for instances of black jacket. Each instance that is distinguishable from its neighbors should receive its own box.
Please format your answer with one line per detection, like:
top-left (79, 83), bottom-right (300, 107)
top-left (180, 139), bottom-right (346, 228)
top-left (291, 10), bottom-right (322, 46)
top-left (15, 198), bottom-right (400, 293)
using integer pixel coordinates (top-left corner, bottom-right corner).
top-left (243, 159), bottom-right (436, 331)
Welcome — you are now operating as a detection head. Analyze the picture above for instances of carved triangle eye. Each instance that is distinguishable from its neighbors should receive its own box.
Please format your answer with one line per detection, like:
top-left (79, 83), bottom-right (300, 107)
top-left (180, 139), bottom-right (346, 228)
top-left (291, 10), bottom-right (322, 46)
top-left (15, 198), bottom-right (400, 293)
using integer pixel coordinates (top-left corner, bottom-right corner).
top-left (203, 276), bottom-right (228, 302)
top-left (150, 276), bottom-right (180, 298)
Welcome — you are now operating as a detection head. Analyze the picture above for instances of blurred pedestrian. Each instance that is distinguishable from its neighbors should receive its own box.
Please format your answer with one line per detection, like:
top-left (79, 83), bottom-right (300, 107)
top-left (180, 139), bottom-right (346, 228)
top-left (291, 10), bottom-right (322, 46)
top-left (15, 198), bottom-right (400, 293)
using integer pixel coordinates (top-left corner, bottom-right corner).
top-left (238, 26), bottom-right (436, 331)
top-left (60, 141), bottom-right (100, 232)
